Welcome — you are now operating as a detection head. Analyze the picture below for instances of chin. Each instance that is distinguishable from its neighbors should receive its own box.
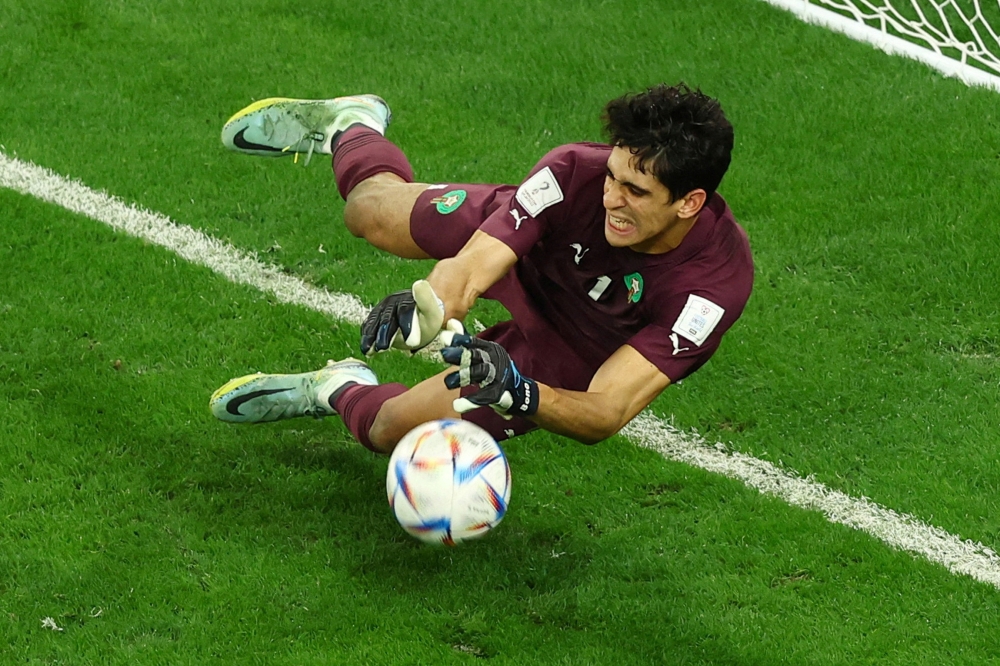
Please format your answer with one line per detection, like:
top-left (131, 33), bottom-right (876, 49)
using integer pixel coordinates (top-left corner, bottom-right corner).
top-left (604, 224), bottom-right (636, 247)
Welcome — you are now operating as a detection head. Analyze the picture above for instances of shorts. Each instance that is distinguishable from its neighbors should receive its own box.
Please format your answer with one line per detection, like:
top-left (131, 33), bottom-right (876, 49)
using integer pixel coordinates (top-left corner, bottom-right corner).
top-left (410, 183), bottom-right (517, 259)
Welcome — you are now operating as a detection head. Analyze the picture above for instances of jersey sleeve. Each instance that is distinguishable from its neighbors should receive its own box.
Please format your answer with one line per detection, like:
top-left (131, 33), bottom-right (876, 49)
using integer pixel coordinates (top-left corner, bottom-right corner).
top-left (628, 206), bottom-right (754, 384)
top-left (627, 292), bottom-right (734, 383)
top-left (478, 145), bottom-right (594, 258)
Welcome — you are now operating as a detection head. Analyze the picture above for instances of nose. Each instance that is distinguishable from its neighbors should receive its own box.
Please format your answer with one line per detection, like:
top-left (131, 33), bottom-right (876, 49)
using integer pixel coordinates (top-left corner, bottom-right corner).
top-left (603, 180), bottom-right (625, 210)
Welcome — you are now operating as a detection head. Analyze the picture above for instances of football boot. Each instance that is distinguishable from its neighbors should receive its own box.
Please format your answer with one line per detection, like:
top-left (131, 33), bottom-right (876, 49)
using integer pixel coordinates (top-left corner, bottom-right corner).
top-left (210, 358), bottom-right (378, 423)
top-left (220, 94), bottom-right (391, 164)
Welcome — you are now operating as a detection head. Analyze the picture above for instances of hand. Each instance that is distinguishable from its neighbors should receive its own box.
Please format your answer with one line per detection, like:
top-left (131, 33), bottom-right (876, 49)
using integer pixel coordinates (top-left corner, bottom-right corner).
top-left (441, 334), bottom-right (539, 417)
top-left (360, 280), bottom-right (445, 355)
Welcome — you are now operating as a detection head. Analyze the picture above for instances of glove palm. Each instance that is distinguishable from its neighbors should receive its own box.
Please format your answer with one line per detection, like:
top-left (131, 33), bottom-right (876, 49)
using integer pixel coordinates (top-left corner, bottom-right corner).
top-left (360, 280), bottom-right (445, 355)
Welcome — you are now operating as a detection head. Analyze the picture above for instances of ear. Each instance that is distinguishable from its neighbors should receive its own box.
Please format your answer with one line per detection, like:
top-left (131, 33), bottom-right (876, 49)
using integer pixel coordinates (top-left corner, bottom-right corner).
top-left (677, 189), bottom-right (707, 219)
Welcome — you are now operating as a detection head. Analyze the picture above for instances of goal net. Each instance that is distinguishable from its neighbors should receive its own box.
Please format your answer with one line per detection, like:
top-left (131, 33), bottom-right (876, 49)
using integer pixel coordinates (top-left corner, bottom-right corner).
top-left (760, 0), bottom-right (1000, 91)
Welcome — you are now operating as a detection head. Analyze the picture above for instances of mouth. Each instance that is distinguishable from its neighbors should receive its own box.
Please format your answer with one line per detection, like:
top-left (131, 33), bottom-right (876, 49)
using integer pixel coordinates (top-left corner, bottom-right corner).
top-left (606, 213), bottom-right (634, 236)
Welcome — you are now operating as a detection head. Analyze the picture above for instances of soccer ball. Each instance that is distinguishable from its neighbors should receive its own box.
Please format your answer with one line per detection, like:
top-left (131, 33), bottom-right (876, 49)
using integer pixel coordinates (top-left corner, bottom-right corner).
top-left (386, 419), bottom-right (511, 546)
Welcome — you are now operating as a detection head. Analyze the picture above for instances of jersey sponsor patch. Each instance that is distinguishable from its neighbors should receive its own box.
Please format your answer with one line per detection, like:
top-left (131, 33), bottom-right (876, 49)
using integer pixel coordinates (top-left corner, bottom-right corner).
top-left (671, 295), bottom-right (725, 347)
top-left (515, 166), bottom-right (564, 217)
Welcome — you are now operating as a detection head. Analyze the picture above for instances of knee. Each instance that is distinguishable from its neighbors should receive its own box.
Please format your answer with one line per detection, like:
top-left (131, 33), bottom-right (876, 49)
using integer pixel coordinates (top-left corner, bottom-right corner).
top-left (343, 182), bottom-right (400, 246)
top-left (367, 402), bottom-right (409, 454)
top-left (343, 193), bottom-right (374, 240)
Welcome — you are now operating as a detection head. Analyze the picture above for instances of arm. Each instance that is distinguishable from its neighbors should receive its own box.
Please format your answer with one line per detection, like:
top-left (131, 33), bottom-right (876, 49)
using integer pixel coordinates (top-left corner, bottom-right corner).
top-left (425, 230), bottom-right (518, 322)
top-left (360, 231), bottom-right (517, 355)
top-left (531, 345), bottom-right (671, 444)
top-left (441, 337), bottom-right (671, 445)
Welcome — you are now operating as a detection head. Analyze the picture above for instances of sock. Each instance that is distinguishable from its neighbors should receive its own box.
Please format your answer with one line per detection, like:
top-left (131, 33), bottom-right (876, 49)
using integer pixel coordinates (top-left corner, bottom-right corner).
top-left (332, 126), bottom-right (414, 200)
top-left (331, 383), bottom-right (408, 452)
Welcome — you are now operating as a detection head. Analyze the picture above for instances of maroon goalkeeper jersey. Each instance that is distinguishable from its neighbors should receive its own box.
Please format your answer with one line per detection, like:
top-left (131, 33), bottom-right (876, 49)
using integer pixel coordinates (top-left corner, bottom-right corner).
top-left (475, 142), bottom-right (754, 385)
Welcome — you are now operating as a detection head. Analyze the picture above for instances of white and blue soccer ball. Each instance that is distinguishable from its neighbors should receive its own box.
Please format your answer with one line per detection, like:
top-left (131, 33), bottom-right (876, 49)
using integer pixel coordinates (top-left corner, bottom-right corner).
top-left (386, 419), bottom-right (511, 546)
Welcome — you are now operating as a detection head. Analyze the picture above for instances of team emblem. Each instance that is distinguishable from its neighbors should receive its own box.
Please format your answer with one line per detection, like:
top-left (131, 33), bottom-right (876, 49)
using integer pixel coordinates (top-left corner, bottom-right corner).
top-left (431, 189), bottom-right (467, 214)
top-left (624, 272), bottom-right (644, 303)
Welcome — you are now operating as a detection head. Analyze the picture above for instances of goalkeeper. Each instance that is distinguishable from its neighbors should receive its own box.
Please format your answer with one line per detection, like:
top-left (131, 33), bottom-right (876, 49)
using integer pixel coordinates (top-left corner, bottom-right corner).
top-left (210, 84), bottom-right (754, 451)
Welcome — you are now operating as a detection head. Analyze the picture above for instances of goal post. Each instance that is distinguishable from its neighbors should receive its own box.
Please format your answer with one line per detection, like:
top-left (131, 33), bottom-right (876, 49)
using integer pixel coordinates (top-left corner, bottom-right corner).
top-left (759, 0), bottom-right (1000, 92)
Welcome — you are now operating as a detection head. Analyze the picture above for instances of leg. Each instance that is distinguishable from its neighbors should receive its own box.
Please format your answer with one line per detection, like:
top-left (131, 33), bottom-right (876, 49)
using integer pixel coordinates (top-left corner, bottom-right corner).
top-left (331, 125), bottom-right (433, 259)
top-left (333, 127), bottom-right (517, 262)
top-left (342, 173), bottom-right (431, 259)
top-left (339, 368), bottom-right (537, 454)
top-left (353, 369), bottom-right (463, 453)
top-left (211, 359), bottom-right (537, 453)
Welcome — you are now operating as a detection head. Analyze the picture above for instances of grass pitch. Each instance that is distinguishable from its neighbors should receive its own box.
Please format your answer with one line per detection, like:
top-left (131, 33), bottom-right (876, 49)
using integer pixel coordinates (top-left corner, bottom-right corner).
top-left (3, 0), bottom-right (1000, 663)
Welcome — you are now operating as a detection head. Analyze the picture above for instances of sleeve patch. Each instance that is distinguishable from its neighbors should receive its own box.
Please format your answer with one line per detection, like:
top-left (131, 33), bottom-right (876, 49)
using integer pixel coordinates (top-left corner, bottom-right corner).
top-left (671, 295), bottom-right (725, 347)
top-left (515, 166), bottom-right (564, 217)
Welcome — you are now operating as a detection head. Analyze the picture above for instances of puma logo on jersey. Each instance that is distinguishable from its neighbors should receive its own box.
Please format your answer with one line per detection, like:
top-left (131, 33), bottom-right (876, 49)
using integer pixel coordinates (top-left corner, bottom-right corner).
top-left (670, 332), bottom-right (691, 356)
top-left (509, 208), bottom-right (527, 230)
top-left (570, 243), bottom-right (589, 265)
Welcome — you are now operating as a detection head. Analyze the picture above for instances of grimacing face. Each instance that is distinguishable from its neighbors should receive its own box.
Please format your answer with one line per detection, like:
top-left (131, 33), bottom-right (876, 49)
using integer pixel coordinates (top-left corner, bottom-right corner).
top-left (602, 145), bottom-right (701, 254)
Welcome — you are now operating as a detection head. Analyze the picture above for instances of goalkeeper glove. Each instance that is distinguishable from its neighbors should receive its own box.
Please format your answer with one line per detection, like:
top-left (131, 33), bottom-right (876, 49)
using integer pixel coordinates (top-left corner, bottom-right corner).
top-left (441, 334), bottom-right (539, 417)
top-left (360, 280), bottom-right (445, 355)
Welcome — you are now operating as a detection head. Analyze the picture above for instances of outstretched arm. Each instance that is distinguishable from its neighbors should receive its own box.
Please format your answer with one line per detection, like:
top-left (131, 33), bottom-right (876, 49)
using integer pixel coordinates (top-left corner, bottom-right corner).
top-left (361, 231), bottom-right (517, 355)
top-left (442, 337), bottom-right (671, 445)
top-left (532, 345), bottom-right (671, 444)
top-left (425, 230), bottom-right (518, 323)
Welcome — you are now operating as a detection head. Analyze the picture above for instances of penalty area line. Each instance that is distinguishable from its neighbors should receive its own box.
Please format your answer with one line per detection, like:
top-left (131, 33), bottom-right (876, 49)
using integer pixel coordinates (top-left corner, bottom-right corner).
top-left (3, 151), bottom-right (1000, 590)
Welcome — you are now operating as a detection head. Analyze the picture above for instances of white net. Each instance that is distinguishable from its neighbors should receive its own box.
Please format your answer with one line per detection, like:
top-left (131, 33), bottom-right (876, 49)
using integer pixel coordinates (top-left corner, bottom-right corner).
top-left (762, 0), bottom-right (1000, 90)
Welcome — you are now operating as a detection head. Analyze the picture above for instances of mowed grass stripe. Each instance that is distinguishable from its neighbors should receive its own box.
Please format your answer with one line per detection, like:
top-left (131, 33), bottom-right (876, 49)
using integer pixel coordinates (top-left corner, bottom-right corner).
top-left (4, 150), bottom-right (1000, 591)
top-left (0, 152), bottom-right (368, 326)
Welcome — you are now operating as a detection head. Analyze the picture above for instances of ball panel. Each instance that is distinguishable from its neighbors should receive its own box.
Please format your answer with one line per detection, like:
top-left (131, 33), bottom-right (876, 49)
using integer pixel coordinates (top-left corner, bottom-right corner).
top-left (386, 419), bottom-right (511, 545)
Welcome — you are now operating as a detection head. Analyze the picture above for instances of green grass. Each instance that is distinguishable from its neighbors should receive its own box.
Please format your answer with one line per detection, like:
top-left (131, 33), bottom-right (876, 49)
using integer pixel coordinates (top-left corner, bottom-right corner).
top-left (4, 0), bottom-right (1000, 662)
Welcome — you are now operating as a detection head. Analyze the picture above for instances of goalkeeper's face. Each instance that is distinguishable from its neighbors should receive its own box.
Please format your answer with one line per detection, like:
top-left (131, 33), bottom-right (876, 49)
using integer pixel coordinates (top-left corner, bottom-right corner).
top-left (602, 146), bottom-right (698, 254)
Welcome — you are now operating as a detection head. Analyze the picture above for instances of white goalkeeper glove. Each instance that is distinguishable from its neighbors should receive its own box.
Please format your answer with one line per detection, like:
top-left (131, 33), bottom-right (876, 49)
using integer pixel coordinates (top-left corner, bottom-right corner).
top-left (360, 280), bottom-right (445, 355)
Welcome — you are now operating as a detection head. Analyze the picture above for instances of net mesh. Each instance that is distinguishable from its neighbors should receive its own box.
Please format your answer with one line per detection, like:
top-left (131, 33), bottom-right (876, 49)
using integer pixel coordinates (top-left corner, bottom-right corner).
top-left (813, 0), bottom-right (1000, 75)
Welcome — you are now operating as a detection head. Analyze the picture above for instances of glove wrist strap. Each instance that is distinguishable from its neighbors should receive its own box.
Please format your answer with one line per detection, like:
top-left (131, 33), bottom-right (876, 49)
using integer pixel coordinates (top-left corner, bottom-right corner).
top-left (511, 377), bottom-right (539, 417)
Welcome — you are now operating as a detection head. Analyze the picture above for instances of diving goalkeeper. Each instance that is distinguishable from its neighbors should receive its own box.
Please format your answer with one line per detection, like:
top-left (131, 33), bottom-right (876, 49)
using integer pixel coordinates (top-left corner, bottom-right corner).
top-left (210, 84), bottom-right (754, 451)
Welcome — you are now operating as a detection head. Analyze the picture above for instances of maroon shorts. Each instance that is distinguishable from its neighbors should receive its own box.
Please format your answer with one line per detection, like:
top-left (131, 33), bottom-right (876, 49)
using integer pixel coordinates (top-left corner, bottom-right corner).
top-left (410, 184), bottom-right (516, 259)
top-left (410, 184), bottom-right (594, 442)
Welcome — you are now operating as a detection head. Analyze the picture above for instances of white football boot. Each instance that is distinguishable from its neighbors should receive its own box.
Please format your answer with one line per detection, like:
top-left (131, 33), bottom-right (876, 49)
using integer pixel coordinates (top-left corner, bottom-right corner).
top-left (220, 95), bottom-right (392, 164)
top-left (210, 359), bottom-right (378, 423)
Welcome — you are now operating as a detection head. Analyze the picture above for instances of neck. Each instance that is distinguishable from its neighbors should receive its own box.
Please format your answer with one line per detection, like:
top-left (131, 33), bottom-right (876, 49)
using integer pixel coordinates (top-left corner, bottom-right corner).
top-left (641, 212), bottom-right (700, 254)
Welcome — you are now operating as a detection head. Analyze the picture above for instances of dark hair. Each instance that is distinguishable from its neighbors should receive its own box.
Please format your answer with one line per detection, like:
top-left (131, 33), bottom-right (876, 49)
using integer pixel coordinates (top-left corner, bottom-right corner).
top-left (602, 83), bottom-right (733, 202)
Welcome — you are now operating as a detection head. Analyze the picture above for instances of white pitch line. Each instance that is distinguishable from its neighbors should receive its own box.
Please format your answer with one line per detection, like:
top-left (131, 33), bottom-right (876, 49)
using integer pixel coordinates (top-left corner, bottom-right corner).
top-left (0, 152), bottom-right (369, 327)
top-left (623, 414), bottom-right (1000, 588)
top-left (3, 151), bottom-right (1000, 590)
